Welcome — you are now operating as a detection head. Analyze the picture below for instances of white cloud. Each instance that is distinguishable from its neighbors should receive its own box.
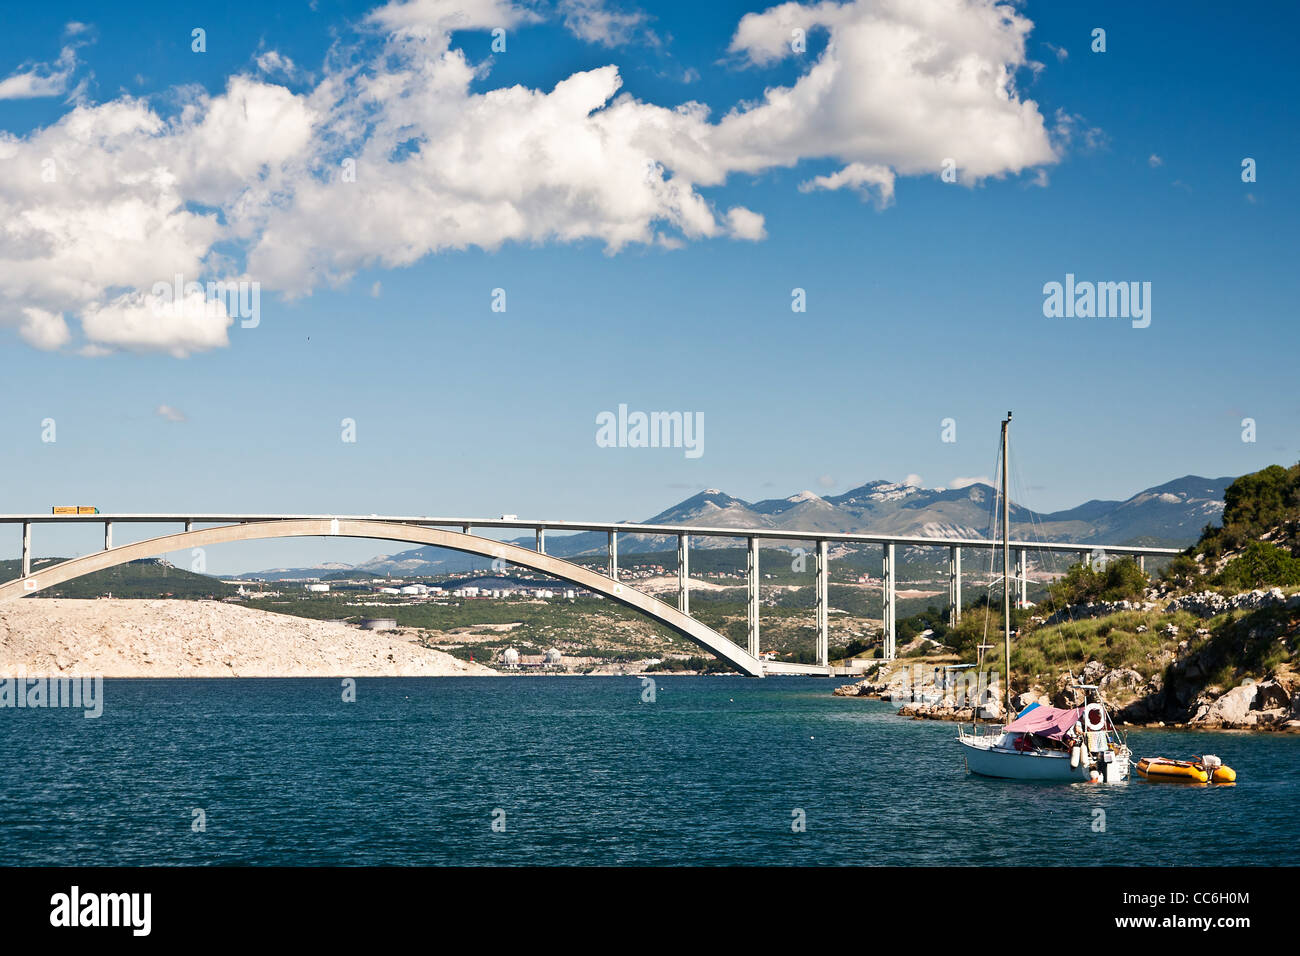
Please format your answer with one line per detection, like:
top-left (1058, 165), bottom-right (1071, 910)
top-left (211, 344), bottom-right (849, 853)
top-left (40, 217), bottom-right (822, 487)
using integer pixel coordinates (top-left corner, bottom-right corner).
top-left (559, 0), bottom-right (651, 47)
top-left (903, 473), bottom-right (923, 487)
top-left (1053, 109), bottom-right (1107, 152)
top-left (1148, 153), bottom-right (1163, 167)
top-left (0, 0), bottom-right (1063, 355)
top-left (721, 0), bottom-right (1057, 182)
top-left (725, 206), bottom-right (767, 240)
top-left (155, 404), bottom-right (187, 423)
top-left (79, 290), bottom-right (234, 358)
top-left (949, 475), bottom-right (991, 489)
top-left (0, 30), bottom-right (85, 100)
top-left (255, 51), bottom-right (305, 82)
top-left (17, 307), bottom-right (70, 349)
top-left (364, 0), bottom-right (535, 36)
top-left (0, 78), bottom-right (312, 355)
top-left (799, 162), bottom-right (895, 207)
top-left (247, 0), bottom-right (1058, 295)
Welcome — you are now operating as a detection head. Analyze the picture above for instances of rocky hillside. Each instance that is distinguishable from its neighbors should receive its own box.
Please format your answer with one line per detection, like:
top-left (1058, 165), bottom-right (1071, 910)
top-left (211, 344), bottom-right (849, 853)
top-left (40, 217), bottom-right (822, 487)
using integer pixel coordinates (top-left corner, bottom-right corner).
top-left (1000, 465), bottom-right (1300, 730)
top-left (836, 463), bottom-right (1300, 732)
top-left (1021, 590), bottom-right (1299, 730)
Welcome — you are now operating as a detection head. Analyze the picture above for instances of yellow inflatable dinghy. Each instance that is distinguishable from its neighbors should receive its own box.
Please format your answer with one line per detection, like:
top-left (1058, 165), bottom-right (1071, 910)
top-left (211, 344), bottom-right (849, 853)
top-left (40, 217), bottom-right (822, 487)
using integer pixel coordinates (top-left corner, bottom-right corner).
top-left (1136, 756), bottom-right (1236, 784)
top-left (1137, 757), bottom-right (1208, 782)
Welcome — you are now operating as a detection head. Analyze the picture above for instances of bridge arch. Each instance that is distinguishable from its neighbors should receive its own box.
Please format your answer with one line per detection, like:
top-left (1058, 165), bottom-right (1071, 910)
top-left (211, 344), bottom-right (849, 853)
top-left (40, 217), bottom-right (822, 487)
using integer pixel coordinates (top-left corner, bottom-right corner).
top-left (0, 518), bottom-right (764, 676)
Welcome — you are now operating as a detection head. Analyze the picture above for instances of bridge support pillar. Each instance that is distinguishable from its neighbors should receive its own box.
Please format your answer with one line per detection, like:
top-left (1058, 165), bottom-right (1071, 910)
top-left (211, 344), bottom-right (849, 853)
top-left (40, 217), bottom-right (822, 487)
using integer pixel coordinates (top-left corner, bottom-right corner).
top-left (677, 534), bottom-right (689, 614)
top-left (746, 537), bottom-right (760, 659)
top-left (462, 524), bottom-right (472, 536)
top-left (607, 531), bottom-right (618, 580)
top-left (815, 539), bottom-right (829, 667)
top-left (21, 520), bottom-right (31, 578)
top-left (536, 528), bottom-right (545, 554)
top-left (1138, 554), bottom-right (1145, 572)
top-left (882, 542), bottom-right (895, 660)
top-left (1015, 548), bottom-right (1027, 608)
top-left (104, 521), bottom-right (113, 551)
top-left (948, 546), bottom-right (962, 626)
top-left (1081, 550), bottom-right (1090, 569)
top-left (184, 520), bottom-right (194, 533)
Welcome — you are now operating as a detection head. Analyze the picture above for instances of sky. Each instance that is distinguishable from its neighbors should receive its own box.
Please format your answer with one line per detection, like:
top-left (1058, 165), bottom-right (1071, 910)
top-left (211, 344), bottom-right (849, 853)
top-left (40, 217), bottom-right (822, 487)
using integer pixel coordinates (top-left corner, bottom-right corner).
top-left (0, 0), bottom-right (1296, 572)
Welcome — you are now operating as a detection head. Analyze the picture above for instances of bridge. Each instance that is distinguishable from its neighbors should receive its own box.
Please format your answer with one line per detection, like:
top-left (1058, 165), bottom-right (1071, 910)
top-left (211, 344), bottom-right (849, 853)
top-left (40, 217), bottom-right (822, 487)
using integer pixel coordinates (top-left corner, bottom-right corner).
top-left (0, 513), bottom-right (1182, 677)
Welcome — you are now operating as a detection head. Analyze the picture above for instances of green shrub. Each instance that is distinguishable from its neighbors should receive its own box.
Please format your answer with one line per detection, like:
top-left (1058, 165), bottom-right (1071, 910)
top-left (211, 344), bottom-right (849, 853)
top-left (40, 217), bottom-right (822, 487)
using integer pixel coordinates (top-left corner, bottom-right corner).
top-left (1047, 557), bottom-right (1149, 608)
top-left (1215, 540), bottom-right (1300, 589)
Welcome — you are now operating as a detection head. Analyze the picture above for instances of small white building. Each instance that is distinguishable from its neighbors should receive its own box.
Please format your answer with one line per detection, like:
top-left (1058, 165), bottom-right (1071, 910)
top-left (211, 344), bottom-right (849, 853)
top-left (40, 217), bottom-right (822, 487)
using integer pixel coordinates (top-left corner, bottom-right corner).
top-left (305, 583), bottom-right (330, 593)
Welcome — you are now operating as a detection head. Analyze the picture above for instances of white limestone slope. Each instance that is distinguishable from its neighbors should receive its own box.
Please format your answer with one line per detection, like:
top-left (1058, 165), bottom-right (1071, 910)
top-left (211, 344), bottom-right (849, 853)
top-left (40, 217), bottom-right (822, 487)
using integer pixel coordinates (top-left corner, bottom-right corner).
top-left (0, 599), bottom-right (497, 677)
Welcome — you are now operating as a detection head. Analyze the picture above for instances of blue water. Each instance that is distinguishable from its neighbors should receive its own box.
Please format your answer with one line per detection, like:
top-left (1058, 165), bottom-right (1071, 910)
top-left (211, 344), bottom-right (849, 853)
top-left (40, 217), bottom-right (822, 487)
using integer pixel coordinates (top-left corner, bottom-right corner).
top-left (1, 677), bottom-right (1295, 865)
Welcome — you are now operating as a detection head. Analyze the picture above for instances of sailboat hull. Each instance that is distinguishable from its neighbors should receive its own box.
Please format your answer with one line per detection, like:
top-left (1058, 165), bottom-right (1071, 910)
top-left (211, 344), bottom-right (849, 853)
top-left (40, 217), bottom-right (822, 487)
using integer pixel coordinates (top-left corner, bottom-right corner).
top-left (959, 735), bottom-right (1127, 782)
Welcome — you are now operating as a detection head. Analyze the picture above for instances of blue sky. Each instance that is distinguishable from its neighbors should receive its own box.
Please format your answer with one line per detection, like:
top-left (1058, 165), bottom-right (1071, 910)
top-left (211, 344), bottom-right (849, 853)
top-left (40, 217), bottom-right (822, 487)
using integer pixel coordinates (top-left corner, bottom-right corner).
top-left (0, 0), bottom-right (1296, 572)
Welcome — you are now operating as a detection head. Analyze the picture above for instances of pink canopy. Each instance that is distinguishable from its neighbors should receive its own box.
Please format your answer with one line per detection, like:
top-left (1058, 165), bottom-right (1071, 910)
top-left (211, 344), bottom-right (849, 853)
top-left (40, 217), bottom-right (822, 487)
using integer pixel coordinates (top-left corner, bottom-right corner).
top-left (1003, 704), bottom-right (1083, 741)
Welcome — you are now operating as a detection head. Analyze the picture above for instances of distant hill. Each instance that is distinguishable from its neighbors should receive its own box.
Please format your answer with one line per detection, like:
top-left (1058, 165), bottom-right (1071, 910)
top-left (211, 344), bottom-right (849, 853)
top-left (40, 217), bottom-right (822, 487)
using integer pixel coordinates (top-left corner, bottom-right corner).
top-left (0, 558), bottom-right (236, 599)
top-left (249, 474), bottom-right (1233, 578)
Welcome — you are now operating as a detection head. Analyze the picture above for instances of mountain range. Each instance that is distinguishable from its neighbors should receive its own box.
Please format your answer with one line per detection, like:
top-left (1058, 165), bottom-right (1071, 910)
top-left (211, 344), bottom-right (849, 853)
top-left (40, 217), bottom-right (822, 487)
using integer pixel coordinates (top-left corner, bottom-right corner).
top-left (237, 475), bottom-right (1231, 579)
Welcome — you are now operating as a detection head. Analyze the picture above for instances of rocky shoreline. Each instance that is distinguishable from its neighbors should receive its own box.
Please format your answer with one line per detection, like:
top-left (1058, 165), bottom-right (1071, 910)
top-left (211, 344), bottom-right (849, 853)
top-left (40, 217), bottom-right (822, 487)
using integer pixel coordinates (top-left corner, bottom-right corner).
top-left (833, 659), bottom-right (1300, 733)
top-left (832, 584), bottom-right (1300, 732)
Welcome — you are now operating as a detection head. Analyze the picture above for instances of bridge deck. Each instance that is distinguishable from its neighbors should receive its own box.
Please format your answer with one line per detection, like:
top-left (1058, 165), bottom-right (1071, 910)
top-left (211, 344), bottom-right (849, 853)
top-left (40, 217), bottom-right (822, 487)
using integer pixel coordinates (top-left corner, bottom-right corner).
top-left (0, 513), bottom-right (1184, 555)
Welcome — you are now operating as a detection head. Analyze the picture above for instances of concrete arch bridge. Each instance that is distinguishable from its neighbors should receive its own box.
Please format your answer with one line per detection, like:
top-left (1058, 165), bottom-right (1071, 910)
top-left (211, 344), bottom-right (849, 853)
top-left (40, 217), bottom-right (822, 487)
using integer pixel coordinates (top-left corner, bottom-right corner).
top-left (0, 513), bottom-right (1180, 677)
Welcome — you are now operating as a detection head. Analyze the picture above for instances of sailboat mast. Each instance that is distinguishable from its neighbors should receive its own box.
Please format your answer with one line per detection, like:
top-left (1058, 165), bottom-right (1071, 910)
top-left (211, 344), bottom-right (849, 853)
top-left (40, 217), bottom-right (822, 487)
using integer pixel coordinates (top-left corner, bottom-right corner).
top-left (1001, 411), bottom-right (1012, 717)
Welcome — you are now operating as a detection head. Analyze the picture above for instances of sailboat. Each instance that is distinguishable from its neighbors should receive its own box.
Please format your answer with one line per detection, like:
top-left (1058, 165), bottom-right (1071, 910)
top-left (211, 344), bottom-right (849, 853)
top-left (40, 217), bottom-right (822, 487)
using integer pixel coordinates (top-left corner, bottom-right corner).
top-left (956, 412), bottom-right (1131, 784)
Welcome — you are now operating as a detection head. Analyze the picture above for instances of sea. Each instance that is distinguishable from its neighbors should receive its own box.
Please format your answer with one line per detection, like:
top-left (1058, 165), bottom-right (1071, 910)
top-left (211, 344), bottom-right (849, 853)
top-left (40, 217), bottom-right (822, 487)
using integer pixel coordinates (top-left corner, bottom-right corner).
top-left (2, 676), bottom-right (1295, 866)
